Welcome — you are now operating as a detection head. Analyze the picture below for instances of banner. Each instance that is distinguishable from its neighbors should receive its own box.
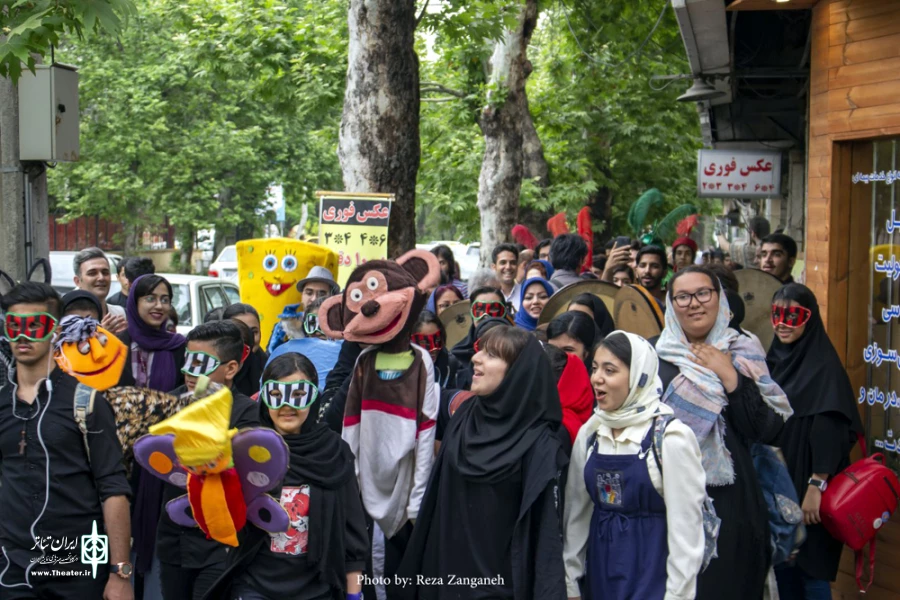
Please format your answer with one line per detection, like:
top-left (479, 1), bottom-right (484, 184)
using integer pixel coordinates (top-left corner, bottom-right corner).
top-left (697, 150), bottom-right (782, 198)
top-left (317, 192), bottom-right (393, 287)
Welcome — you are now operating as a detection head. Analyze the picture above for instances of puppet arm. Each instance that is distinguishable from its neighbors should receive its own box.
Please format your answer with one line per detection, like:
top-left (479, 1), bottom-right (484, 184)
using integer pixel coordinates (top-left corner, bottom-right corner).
top-left (407, 352), bottom-right (438, 522)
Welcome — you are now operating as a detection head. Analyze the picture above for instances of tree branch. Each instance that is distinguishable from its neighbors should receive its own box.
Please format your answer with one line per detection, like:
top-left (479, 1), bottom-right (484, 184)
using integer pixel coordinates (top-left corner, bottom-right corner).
top-left (420, 81), bottom-right (466, 98)
top-left (415, 1), bottom-right (428, 28)
top-left (422, 97), bottom-right (460, 103)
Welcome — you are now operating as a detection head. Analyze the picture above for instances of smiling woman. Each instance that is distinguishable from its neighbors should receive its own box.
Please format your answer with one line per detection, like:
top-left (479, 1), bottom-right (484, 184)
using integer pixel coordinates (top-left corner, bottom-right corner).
top-left (514, 278), bottom-right (554, 332)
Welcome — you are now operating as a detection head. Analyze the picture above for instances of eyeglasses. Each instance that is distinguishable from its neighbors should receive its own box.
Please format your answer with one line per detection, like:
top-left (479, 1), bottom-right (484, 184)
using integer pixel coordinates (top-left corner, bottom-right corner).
top-left (411, 332), bottom-right (444, 352)
top-left (4, 312), bottom-right (58, 342)
top-left (140, 295), bottom-right (171, 307)
top-left (771, 305), bottom-right (811, 329)
top-left (671, 288), bottom-right (716, 308)
top-left (303, 313), bottom-right (322, 337)
top-left (471, 301), bottom-right (507, 321)
top-left (181, 351), bottom-right (221, 376)
top-left (260, 379), bottom-right (320, 410)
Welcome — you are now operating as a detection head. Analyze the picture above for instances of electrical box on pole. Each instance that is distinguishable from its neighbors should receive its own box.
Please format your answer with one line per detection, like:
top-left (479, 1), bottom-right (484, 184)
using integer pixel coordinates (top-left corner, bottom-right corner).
top-left (17, 64), bottom-right (80, 162)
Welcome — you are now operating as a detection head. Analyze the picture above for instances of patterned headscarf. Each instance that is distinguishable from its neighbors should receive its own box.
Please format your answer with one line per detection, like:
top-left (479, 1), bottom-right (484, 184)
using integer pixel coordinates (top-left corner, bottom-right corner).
top-left (656, 282), bottom-right (792, 485)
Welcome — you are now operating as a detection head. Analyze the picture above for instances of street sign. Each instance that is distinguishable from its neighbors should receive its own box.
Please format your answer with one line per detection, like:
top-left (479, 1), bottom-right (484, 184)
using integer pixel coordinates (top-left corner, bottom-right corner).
top-left (697, 150), bottom-right (782, 199)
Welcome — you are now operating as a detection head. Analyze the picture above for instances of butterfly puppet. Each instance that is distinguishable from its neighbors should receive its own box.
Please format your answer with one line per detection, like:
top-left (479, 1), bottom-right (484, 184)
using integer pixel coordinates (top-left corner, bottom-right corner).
top-left (133, 383), bottom-right (290, 546)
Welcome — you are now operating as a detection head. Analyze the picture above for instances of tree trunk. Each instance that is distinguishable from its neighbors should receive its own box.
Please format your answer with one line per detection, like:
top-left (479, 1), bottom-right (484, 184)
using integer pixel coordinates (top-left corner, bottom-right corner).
top-left (124, 224), bottom-right (140, 255)
top-left (476, 0), bottom-right (539, 266)
top-left (178, 225), bottom-right (194, 274)
top-left (520, 81), bottom-right (549, 188)
top-left (338, 0), bottom-right (420, 257)
top-left (0, 60), bottom-right (26, 281)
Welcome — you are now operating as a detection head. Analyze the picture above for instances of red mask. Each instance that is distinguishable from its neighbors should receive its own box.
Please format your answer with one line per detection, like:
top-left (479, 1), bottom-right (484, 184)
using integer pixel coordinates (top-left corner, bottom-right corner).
top-left (471, 301), bottom-right (506, 321)
top-left (4, 312), bottom-right (57, 342)
top-left (771, 305), bottom-right (811, 329)
top-left (411, 332), bottom-right (444, 352)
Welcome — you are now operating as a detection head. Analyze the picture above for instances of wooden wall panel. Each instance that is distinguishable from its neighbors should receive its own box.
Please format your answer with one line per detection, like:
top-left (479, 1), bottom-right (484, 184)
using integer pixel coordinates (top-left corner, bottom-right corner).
top-left (811, 2), bottom-right (900, 597)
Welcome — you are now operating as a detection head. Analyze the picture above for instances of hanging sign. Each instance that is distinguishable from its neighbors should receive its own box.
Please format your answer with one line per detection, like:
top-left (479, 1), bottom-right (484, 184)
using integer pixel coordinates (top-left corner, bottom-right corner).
top-left (697, 150), bottom-right (782, 198)
top-left (316, 191), bottom-right (393, 287)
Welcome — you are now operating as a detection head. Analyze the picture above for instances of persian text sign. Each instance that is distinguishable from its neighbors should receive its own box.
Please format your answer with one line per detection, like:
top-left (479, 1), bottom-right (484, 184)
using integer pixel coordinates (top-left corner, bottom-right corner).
top-left (696, 150), bottom-right (782, 198)
top-left (317, 192), bottom-right (393, 287)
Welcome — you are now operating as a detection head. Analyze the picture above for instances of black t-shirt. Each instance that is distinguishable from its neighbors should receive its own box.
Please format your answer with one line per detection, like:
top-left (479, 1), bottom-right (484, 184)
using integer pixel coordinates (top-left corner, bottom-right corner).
top-left (236, 474), bottom-right (368, 600)
top-left (155, 386), bottom-right (260, 569)
top-left (0, 369), bottom-right (131, 569)
top-left (107, 291), bottom-right (127, 308)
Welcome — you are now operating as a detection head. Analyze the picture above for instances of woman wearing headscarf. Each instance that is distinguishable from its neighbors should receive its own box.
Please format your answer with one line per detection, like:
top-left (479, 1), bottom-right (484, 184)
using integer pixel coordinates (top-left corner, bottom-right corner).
top-left (412, 311), bottom-right (456, 389)
top-left (398, 328), bottom-right (568, 600)
top-left (514, 277), bottom-right (554, 332)
top-left (425, 284), bottom-right (465, 317)
top-left (547, 312), bottom-right (602, 369)
top-left (205, 353), bottom-right (368, 600)
top-left (567, 293), bottom-right (615, 339)
top-left (564, 332), bottom-right (706, 600)
top-left (767, 284), bottom-right (864, 599)
top-left (654, 266), bottom-right (793, 600)
top-left (116, 274), bottom-right (188, 598)
top-left (117, 274), bottom-right (187, 390)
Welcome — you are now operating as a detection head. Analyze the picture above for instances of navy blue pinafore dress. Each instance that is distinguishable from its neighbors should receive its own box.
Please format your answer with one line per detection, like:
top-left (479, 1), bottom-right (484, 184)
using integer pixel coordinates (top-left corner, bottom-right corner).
top-left (583, 428), bottom-right (668, 599)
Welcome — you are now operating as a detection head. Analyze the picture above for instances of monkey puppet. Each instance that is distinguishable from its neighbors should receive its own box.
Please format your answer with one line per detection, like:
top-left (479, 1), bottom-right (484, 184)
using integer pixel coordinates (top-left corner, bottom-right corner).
top-left (318, 250), bottom-right (441, 554)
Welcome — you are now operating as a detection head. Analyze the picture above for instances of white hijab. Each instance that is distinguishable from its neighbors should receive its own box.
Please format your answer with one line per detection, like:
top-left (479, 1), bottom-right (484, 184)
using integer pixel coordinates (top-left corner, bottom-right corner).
top-left (593, 330), bottom-right (672, 430)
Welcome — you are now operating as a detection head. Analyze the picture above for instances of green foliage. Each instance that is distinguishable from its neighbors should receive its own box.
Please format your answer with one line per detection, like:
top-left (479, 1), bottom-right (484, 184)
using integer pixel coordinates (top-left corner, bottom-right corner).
top-left (416, 0), bottom-right (711, 242)
top-left (47, 0), bottom-right (346, 252)
top-left (0, 0), bottom-right (136, 81)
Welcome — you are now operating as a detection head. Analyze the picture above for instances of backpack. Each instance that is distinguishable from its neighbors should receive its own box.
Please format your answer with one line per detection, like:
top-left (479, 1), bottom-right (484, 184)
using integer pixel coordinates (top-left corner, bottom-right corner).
top-left (650, 414), bottom-right (721, 572)
top-left (750, 444), bottom-right (806, 565)
top-left (74, 383), bottom-right (97, 463)
top-left (821, 435), bottom-right (900, 592)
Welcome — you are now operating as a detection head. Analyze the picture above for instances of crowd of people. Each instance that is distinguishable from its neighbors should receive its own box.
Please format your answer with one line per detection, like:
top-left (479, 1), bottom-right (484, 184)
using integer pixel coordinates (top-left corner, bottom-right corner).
top-left (0, 219), bottom-right (863, 600)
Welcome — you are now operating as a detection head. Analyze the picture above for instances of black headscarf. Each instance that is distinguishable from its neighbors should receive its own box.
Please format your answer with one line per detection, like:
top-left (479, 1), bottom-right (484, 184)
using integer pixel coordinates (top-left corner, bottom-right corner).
top-left (767, 284), bottom-right (864, 431)
top-left (725, 289), bottom-right (748, 336)
top-left (569, 293), bottom-right (616, 338)
top-left (449, 317), bottom-right (511, 365)
top-left (443, 334), bottom-right (563, 483)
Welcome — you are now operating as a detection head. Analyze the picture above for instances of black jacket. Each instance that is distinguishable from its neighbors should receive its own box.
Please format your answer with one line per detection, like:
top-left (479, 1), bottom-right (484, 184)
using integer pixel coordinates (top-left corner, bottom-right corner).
top-left (320, 341), bottom-right (362, 433)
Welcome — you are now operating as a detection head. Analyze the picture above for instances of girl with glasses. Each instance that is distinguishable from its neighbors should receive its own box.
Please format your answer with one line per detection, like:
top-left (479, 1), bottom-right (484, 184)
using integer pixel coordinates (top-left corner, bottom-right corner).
top-left (767, 284), bottom-right (864, 599)
top-left (654, 266), bottom-right (793, 600)
top-left (208, 353), bottom-right (367, 600)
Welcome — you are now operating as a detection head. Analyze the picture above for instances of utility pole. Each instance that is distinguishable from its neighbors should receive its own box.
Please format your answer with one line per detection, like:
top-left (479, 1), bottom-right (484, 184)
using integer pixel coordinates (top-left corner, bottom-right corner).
top-left (0, 73), bottom-right (26, 282)
top-left (0, 66), bottom-right (50, 284)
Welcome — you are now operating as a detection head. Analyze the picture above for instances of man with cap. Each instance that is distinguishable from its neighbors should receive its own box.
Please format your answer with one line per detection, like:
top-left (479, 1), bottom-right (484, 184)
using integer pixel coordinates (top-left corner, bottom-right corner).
top-left (296, 266), bottom-right (340, 310)
top-left (61, 289), bottom-right (105, 320)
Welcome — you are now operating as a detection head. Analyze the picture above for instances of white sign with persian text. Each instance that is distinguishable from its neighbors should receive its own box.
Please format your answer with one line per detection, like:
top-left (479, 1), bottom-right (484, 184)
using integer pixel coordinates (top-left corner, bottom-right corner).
top-left (696, 150), bottom-right (782, 199)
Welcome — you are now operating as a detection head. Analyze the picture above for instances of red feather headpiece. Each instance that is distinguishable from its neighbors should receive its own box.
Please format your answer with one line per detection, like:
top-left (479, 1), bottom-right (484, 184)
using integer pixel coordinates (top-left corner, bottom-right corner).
top-left (511, 225), bottom-right (540, 250)
top-left (547, 213), bottom-right (570, 238)
top-left (577, 207), bottom-right (593, 274)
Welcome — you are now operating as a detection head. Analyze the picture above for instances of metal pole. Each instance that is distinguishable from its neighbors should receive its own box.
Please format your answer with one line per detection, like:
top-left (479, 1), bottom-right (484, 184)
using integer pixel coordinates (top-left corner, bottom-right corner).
top-left (24, 172), bottom-right (33, 268)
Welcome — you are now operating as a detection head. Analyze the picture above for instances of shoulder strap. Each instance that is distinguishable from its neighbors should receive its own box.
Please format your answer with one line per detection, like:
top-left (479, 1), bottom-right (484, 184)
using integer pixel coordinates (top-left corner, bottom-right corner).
top-left (74, 383), bottom-right (97, 464)
top-left (856, 540), bottom-right (876, 593)
top-left (650, 414), bottom-right (675, 478)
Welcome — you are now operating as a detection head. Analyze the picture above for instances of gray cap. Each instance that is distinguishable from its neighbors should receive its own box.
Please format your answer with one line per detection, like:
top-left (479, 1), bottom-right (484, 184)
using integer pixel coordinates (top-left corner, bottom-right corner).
top-left (296, 266), bottom-right (340, 294)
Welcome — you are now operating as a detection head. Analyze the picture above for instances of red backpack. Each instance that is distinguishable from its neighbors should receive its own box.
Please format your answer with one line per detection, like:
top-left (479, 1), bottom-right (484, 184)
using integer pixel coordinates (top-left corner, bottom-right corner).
top-left (820, 435), bottom-right (900, 592)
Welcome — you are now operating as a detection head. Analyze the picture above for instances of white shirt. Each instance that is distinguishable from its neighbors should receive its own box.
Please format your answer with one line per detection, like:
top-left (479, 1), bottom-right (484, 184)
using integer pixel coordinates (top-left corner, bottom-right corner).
top-left (504, 281), bottom-right (522, 312)
top-left (563, 413), bottom-right (707, 600)
top-left (107, 304), bottom-right (126, 320)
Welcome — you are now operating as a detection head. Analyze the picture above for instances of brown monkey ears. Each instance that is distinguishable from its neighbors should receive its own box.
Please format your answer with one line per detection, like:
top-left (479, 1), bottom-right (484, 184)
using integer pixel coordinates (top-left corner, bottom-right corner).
top-left (396, 249), bottom-right (441, 292)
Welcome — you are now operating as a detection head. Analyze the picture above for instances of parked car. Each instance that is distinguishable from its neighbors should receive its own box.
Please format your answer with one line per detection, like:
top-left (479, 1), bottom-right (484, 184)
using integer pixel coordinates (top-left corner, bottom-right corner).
top-left (208, 245), bottom-right (238, 281)
top-left (162, 273), bottom-right (240, 335)
top-left (50, 251), bottom-right (123, 295)
top-left (458, 243), bottom-right (481, 282)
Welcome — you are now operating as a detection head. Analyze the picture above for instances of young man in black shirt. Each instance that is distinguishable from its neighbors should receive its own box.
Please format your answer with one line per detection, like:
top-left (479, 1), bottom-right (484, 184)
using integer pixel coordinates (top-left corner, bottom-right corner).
top-left (0, 282), bottom-right (133, 599)
top-left (156, 320), bottom-right (259, 600)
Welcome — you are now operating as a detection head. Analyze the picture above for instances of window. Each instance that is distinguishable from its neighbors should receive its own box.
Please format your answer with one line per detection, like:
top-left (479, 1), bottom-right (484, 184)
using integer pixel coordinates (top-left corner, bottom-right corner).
top-left (217, 246), bottom-right (237, 263)
top-left (222, 284), bottom-right (240, 305)
top-left (171, 284), bottom-right (191, 327)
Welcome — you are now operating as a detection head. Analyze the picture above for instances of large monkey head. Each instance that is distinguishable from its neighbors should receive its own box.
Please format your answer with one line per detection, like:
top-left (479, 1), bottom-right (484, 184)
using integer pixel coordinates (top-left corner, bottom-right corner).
top-left (318, 250), bottom-right (441, 347)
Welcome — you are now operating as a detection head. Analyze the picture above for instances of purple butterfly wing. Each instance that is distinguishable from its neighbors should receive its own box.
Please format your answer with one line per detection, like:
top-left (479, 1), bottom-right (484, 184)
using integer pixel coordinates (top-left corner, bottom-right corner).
top-left (246, 495), bottom-right (290, 533)
top-left (165, 495), bottom-right (198, 528)
top-left (232, 428), bottom-right (289, 503)
top-left (133, 433), bottom-right (189, 489)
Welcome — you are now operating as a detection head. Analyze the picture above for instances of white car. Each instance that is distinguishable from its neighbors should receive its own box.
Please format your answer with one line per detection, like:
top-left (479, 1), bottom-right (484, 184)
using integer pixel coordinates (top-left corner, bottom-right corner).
top-left (161, 273), bottom-right (241, 335)
top-left (457, 243), bottom-right (481, 281)
top-left (208, 245), bottom-right (238, 281)
top-left (50, 250), bottom-right (123, 295)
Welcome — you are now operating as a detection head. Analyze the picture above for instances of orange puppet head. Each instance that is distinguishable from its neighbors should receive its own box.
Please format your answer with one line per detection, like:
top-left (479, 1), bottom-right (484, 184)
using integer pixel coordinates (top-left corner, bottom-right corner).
top-left (54, 315), bottom-right (127, 391)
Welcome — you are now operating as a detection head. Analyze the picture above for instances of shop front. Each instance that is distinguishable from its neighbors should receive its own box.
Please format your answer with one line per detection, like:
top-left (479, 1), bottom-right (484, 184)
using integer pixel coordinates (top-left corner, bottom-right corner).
top-left (807, 1), bottom-right (900, 597)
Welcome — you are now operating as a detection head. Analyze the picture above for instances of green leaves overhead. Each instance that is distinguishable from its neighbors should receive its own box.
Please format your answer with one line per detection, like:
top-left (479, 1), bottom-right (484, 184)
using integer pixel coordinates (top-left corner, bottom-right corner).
top-left (0, 0), bottom-right (137, 81)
